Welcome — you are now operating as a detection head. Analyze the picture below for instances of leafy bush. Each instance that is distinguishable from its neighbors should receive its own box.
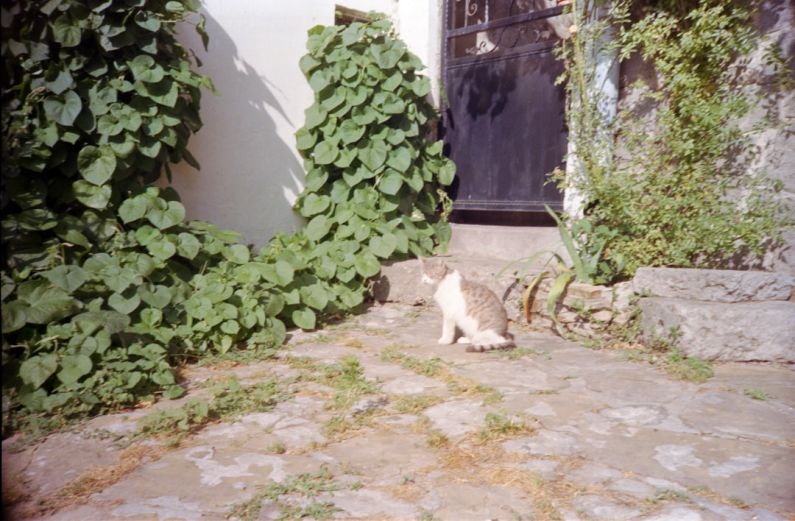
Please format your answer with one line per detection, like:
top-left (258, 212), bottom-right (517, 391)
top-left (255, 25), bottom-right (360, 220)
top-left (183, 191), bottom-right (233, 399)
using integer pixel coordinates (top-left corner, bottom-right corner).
top-left (555, 0), bottom-right (790, 279)
top-left (1, 0), bottom-right (218, 422)
top-left (1, 5), bottom-right (453, 430)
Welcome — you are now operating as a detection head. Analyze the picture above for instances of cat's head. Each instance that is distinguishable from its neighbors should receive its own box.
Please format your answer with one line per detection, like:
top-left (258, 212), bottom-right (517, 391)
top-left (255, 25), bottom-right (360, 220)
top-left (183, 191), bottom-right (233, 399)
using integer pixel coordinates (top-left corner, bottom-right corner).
top-left (419, 257), bottom-right (449, 285)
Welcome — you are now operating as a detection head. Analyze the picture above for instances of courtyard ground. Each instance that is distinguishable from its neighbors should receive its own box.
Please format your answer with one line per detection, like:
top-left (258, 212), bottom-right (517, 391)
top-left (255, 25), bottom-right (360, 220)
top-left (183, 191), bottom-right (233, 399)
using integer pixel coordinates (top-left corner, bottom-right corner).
top-left (3, 302), bottom-right (794, 521)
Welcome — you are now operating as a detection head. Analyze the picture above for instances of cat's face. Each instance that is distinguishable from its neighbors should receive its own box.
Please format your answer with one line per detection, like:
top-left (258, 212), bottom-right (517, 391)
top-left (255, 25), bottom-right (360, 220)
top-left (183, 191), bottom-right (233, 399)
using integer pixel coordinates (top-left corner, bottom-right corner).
top-left (420, 258), bottom-right (448, 285)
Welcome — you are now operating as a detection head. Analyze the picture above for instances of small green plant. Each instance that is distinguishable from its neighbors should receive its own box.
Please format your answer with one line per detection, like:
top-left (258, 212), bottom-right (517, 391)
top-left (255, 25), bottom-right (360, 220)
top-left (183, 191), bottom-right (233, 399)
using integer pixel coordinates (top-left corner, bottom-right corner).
top-left (268, 442), bottom-right (287, 454)
top-left (743, 388), bottom-right (771, 401)
top-left (499, 346), bottom-right (544, 360)
top-left (499, 205), bottom-right (617, 332)
top-left (227, 467), bottom-right (340, 521)
top-left (313, 356), bottom-right (379, 410)
top-left (477, 412), bottom-right (531, 442)
top-left (647, 488), bottom-right (690, 504)
top-left (662, 350), bottom-right (713, 384)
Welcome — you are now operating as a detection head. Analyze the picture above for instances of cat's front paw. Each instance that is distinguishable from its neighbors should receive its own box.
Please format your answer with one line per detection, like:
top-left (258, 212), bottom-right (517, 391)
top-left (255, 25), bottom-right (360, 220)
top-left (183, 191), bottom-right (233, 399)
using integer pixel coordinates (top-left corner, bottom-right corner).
top-left (437, 337), bottom-right (453, 345)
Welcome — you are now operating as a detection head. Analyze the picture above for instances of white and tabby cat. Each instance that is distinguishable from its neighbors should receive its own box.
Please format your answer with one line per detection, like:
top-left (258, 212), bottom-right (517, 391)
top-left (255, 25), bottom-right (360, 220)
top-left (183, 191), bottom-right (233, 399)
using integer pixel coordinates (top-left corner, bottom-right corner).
top-left (420, 258), bottom-right (514, 352)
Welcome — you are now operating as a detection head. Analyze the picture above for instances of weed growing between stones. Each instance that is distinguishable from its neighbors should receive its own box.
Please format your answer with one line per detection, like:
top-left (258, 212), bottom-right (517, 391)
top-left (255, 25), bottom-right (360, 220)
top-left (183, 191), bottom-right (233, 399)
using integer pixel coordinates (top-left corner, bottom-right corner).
top-left (393, 394), bottom-right (444, 414)
top-left (662, 350), bottom-right (714, 384)
top-left (381, 345), bottom-right (444, 377)
top-left (499, 346), bottom-right (545, 360)
top-left (477, 412), bottom-right (534, 443)
top-left (381, 344), bottom-right (504, 404)
top-left (743, 388), bottom-right (771, 401)
top-left (281, 354), bottom-right (382, 440)
top-left (227, 467), bottom-right (341, 521)
top-left (134, 377), bottom-right (286, 446)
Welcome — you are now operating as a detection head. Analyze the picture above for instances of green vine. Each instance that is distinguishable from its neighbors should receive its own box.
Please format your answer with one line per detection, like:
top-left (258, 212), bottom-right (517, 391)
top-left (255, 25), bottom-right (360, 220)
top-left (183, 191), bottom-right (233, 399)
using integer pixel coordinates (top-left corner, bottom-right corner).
top-left (1, 4), bottom-right (453, 434)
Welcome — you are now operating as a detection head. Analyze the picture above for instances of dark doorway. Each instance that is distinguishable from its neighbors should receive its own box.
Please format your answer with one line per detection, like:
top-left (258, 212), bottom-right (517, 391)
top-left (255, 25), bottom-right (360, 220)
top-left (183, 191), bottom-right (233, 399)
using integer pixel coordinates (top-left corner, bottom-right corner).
top-left (441, 0), bottom-right (568, 221)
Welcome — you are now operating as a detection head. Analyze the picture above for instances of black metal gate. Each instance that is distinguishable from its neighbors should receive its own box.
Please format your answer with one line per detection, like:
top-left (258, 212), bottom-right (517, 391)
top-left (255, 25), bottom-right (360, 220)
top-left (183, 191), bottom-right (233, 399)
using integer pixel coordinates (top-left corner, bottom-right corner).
top-left (442, 0), bottom-right (568, 214)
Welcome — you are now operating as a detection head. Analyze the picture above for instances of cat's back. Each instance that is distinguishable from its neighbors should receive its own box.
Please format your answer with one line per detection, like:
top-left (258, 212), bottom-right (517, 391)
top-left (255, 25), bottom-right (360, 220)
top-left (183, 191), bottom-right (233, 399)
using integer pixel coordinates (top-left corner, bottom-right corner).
top-left (460, 276), bottom-right (508, 333)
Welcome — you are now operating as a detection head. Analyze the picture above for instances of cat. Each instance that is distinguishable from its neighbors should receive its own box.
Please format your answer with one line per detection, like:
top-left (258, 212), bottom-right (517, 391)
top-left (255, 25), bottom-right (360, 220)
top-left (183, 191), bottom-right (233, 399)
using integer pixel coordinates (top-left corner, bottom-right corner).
top-left (419, 257), bottom-right (515, 352)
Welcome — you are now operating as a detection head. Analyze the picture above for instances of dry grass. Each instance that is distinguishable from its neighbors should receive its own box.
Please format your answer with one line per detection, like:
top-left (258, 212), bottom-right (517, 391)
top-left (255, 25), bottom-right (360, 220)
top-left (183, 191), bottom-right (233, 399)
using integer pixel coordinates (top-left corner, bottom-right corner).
top-left (340, 337), bottom-right (365, 349)
top-left (23, 444), bottom-right (163, 516)
top-left (378, 481), bottom-right (426, 503)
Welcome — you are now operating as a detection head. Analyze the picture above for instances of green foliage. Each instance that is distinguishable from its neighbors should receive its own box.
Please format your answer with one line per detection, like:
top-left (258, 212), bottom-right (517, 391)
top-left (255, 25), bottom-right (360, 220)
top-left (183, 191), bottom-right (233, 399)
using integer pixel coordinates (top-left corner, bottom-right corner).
top-left (1, 0), bottom-right (217, 423)
top-left (1, 6), bottom-right (454, 431)
top-left (555, 0), bottom-right (790, 278)
top-left (291, 17), bottom-right (455, 263)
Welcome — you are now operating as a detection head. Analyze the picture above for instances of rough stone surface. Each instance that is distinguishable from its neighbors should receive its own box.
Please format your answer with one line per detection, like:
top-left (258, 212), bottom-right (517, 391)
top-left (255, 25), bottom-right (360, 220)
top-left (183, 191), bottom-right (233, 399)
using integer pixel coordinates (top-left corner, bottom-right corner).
top-left (633, 267), bottom-right (795, 302)
top-left (4, 302), bottom-right (795, 521)
top-left (639, 297), bottom-right (795, 361)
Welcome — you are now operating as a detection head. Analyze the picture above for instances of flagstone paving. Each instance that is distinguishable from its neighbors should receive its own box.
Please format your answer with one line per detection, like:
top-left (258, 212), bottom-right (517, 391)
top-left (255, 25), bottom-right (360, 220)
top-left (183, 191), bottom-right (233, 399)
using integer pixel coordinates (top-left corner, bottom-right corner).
top-left (3, 302), bottom-right (794, 521)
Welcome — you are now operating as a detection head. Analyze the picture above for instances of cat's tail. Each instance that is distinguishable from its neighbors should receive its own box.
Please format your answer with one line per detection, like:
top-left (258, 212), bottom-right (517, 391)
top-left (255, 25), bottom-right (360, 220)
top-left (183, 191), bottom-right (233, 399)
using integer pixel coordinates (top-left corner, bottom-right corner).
top-left (465, 332), bottom-right (515, 353)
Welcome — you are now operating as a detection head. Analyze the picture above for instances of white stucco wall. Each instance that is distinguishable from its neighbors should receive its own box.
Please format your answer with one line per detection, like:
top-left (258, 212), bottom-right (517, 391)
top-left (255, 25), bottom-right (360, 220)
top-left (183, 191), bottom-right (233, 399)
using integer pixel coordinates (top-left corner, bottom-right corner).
top-left (171, 0), bottom-right (441, 247)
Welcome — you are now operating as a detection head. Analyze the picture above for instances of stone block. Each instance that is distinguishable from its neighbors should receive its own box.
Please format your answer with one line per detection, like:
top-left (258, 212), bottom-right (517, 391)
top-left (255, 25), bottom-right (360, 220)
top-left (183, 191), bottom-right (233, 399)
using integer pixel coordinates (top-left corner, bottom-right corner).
top-left (639, 297), bottom-right (795, 362)
top-left (633, 267), bottom-right (795, 303)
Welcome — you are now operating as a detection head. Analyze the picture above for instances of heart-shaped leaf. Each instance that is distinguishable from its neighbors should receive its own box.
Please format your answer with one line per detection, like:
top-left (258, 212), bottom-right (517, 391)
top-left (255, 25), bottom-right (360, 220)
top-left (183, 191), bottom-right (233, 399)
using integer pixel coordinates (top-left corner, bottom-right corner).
top-left (57, 355), bottom-right (93, 386)
top-left (438, 160), bottom-right (456, 186)
top-left (147, 237), bottom-right (177, 260)
top-left (369, 233), bottom-right (398, 258)
top-left (313, 140), bottom-right (339, 165)
top-left (20, 354), bottom-right (59, 389)
top-left (108, 292), bottom-right (141, 314)
top-left (2, 301), bottom-right (28, 333)
top-left (177, 232), bottom-right (201, 259)
top-left (300, 284), bottom-right (329, 311)
top-left (73, 180), bottom-right (111, 209)
top-left (147, 200), bottom-right (185, 230)
top-left (119, 195), bottom-right (149, 223)
top-left (44, 90), bottom-right (83, 126)
top-left (339, 120), bottom-right (365, 145)
top-left (42, 265), bottom-right (89, 292)
top-left (305, 215), bottom-right (332, 242)
top-left (354, 251), bottom-right (381, 278)
top-left (378, 172), bottom-right (403, 195)
top-left (292, 308), bottom-right (316, 330)
top-left (386, 146), bottom-right (412, 173)
top-left (300, 194), bottom-right (331, 216)
top-left (139, 284), bottom-right (172, 309)
top-left (77, 145), bottom-right (117, 185)
top-left (358, 140), bottom-right (388, 171)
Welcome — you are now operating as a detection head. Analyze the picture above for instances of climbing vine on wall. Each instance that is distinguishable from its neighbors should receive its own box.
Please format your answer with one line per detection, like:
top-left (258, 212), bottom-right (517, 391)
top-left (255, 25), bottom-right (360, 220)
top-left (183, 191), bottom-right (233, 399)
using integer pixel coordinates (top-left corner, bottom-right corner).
top-left (554, 0), bottom-right (790, 280)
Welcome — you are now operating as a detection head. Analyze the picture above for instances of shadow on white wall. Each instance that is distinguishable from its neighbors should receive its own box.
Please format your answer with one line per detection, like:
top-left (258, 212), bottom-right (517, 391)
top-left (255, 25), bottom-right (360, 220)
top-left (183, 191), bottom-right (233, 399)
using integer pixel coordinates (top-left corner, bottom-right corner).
top-left (171, 9), bottom-right (307, 247)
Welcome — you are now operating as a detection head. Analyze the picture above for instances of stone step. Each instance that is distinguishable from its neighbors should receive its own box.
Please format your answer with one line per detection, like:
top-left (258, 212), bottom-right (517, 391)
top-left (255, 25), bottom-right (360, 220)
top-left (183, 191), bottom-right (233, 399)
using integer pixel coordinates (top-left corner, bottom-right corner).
top-left (634, 267), bottom-right (795, 302)
top-left (373, 255), bottom-right (528, 320)
top-left (639, 297), bottom-right (795, 362)
top-left (447, 223), bottom-right (567, 263)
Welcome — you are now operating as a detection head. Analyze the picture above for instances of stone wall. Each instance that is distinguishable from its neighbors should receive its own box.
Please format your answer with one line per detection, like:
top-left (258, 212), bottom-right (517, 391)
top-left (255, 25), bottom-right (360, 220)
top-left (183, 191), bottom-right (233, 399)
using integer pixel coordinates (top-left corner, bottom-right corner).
top-left (525, 280), bottom-right (634, 339)
top-left (616, 1), bottom-right (795, 274)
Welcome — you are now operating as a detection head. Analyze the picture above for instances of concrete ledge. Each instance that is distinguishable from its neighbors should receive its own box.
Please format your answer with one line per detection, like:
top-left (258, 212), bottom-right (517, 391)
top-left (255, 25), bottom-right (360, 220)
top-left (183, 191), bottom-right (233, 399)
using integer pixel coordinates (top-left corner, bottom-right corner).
top-left (372, 256), bottom-right (527, 320)
top-left (639, 297), bottom-right (795, 362)
top-left (633, 267), bottom-right (795, 302)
